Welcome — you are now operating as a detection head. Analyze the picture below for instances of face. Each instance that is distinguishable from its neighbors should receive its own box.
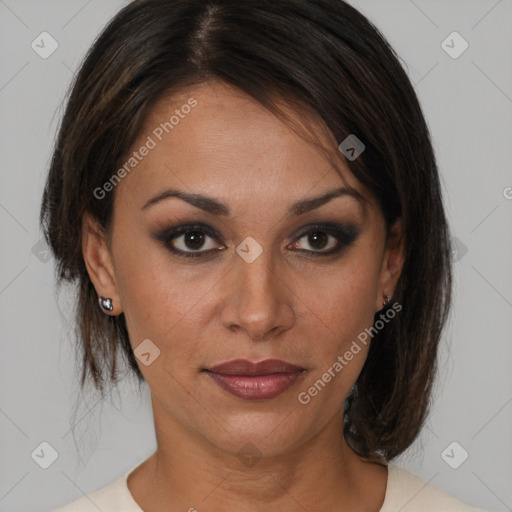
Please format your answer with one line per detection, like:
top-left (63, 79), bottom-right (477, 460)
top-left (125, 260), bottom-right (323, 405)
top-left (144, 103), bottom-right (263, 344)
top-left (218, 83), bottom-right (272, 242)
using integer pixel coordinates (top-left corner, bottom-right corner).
top-left (83, 80), bottom-right (404, 459)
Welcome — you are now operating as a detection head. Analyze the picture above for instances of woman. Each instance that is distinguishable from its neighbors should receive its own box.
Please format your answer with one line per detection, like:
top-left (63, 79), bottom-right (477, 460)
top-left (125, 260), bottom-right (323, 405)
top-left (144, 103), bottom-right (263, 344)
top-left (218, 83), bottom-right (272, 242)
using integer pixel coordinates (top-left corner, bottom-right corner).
top-left (41, 0), bottom-right (486, 510)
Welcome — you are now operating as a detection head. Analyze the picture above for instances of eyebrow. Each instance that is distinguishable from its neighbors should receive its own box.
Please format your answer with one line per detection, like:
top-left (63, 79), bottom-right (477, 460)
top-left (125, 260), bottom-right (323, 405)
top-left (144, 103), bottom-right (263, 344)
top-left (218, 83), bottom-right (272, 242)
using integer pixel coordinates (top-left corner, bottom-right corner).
top-left (140, 186), bottom-right (367, 217)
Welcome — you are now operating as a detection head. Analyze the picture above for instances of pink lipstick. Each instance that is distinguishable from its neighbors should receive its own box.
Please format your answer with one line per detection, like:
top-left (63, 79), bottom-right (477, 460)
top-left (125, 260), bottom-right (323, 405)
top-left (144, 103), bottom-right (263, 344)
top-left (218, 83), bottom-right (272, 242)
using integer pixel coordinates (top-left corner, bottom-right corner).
top-left (203, 359), bottom-right (306, 400)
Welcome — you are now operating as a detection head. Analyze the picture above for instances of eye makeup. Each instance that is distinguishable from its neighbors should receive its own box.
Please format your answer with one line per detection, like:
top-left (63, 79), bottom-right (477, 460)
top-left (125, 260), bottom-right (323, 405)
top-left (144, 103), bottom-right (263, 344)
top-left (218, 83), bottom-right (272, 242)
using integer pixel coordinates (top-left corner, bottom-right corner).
top-left (150, 220), bottom-right (360, 260)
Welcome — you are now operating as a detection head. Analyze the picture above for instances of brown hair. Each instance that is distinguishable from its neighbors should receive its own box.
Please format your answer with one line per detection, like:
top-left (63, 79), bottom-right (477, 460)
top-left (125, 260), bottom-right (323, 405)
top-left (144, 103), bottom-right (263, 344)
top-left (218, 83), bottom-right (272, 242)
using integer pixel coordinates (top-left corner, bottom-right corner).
top-left (40, 0), bottom-right (452, 464)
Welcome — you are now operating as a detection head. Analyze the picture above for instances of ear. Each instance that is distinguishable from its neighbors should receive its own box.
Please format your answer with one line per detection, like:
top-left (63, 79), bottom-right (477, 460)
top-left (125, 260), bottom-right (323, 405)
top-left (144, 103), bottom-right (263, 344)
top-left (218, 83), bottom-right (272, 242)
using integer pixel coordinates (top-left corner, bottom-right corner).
top-left (375, 218), bottom-right (405, 312)
top-left (82, 211), bottom-right (122, 316)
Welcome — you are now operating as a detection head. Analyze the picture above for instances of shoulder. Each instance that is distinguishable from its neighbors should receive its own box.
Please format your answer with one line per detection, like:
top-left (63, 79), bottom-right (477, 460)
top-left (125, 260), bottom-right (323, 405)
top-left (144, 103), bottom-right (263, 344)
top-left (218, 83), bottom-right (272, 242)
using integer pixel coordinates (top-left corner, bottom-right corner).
top-left (381, 463), bottom-right (488, 512)
top-left (50, 470), bottom-right (140, 512)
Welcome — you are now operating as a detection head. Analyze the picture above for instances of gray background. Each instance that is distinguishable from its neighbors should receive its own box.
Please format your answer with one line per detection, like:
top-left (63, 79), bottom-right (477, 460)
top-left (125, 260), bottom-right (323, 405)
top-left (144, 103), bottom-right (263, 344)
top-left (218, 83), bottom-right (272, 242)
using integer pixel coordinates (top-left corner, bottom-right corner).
top-left (0, 0), bottom-right (511, 511)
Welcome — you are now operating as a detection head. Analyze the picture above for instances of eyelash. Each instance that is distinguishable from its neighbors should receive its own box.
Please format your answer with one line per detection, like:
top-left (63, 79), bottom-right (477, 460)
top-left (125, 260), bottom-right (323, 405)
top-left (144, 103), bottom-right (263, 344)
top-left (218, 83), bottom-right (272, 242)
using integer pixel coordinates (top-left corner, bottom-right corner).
top-left (153, 222), bottom-right (359, 259)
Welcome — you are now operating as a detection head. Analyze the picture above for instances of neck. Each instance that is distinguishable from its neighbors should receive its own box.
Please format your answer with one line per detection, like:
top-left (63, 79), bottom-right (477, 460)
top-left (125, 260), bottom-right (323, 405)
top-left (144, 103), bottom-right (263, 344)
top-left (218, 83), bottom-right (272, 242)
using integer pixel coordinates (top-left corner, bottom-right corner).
top-left (127, 405), bottom-right (387, 511)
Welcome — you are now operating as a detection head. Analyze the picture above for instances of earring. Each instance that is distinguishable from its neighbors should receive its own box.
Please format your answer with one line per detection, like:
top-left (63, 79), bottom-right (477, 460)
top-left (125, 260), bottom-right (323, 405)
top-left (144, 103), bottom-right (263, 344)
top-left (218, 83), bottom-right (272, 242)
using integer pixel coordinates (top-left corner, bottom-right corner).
top-left (98, 295), bottom-right (114, 313)
top-left (383, 294), bottom-right (391, 307)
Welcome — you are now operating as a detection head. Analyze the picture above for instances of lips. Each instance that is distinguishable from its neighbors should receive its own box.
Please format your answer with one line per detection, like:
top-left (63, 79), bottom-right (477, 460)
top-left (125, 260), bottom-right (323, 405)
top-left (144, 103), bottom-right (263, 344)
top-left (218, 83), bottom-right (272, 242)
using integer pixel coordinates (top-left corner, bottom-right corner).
top-left (203, 359), bottom-right (306, 400)
top-left (207, 358), bottom-right (305, 375)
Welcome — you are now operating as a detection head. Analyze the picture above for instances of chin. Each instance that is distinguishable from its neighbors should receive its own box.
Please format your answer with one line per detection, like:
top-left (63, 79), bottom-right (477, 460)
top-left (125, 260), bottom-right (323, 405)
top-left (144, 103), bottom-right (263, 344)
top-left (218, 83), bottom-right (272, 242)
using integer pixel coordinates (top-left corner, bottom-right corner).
top-left (198, 411), bottom-right (316, 461)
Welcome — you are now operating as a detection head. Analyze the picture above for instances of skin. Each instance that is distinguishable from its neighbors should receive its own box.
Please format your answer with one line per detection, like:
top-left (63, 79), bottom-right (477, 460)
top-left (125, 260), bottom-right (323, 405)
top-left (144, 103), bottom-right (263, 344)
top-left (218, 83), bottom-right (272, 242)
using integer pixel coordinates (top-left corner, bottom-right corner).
top-left (82, 80), bottom-right (404, 512)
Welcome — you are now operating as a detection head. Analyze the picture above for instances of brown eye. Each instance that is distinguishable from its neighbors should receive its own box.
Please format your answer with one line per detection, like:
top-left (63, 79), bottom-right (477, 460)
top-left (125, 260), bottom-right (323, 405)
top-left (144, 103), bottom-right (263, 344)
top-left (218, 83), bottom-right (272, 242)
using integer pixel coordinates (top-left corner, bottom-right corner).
top-left (301, 231), bottom-right (334, 251)
top-left (169, 229), bottom-right (224, 254)
top-left (181, 231), bottom-right (206, 250)
top-left (288, 223), bottom-right (359, 256)
top-left (153, 223), bottom-right (226, 258)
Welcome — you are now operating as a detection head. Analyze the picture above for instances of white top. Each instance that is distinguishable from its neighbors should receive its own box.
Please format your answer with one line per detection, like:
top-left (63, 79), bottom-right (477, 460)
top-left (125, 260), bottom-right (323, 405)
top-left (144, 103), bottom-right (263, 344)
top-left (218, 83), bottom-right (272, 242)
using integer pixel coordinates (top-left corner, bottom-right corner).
top-left (52, 462), bottom-right (487, 512)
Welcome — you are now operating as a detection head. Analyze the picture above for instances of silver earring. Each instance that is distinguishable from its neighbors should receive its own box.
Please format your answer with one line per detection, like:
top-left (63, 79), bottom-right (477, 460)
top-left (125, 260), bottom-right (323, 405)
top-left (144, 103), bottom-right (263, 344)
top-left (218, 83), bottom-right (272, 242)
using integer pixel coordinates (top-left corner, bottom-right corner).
top-left (383, 294), bottom-right (391, 307)
top-left (98, 296), bottom-right (114, 313)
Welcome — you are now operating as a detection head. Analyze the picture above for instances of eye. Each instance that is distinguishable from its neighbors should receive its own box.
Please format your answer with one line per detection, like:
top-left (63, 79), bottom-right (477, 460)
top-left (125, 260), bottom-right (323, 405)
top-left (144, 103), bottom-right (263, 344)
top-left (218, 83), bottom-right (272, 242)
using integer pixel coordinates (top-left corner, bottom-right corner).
top-left (153, 222), bottom-right (359, 259)
top-left (288, 223), bottom-right (359, 256)
top-left (172, 230), bottom-right (219, 253)
top-left (154, 224), bottom-right (226, 258)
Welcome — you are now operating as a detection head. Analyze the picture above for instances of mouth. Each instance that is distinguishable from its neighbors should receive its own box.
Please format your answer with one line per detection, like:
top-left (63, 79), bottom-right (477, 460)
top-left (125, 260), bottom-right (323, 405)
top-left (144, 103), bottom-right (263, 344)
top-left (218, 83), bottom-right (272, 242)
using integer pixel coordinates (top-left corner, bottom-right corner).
top-left (202, 359), bottom-right (307, 400)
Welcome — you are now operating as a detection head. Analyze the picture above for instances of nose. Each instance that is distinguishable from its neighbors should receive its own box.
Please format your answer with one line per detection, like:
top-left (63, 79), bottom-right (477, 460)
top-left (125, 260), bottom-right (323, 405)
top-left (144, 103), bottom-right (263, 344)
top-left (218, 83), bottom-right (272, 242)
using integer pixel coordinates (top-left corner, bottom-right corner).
top-left (220, 247), bottom-right (295, 342)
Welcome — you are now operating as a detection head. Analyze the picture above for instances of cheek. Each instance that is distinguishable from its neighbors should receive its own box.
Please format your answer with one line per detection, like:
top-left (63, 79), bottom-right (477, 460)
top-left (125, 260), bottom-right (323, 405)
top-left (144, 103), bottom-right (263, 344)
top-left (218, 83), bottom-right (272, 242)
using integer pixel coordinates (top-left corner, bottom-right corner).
top-left (310, 250), bottom-right (381, 346)
top-left (112, 232), bottom-right (217, 357)
top-left (295, 252), bottom-right (382, 407)
top-left (296, 262), bottom-right (379, 409)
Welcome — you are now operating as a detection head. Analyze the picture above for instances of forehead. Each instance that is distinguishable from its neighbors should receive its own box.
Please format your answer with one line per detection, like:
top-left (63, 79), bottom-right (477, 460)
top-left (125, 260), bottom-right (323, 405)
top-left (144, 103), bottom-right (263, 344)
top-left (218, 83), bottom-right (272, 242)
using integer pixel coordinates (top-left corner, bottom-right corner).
top-left (114, 80), bottom-right (372, 214)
